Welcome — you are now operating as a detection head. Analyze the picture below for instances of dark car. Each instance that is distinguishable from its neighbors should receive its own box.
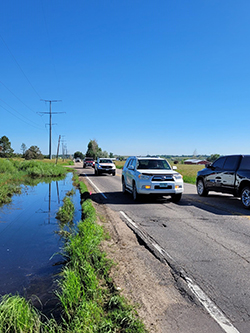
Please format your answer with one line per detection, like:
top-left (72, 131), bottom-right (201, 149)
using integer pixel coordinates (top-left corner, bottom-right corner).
top-left (196, 155), bottom-right (250, 209)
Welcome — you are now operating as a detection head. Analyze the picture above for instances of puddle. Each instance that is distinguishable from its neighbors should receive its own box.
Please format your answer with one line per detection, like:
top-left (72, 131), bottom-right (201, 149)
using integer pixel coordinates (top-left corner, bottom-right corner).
top-left (0, 173), bottom-right (81, 317)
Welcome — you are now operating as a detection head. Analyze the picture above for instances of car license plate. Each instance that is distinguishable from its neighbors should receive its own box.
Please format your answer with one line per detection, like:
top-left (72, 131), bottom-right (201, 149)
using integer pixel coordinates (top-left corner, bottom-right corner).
top-left (159, 183), bottom-right (169, 188)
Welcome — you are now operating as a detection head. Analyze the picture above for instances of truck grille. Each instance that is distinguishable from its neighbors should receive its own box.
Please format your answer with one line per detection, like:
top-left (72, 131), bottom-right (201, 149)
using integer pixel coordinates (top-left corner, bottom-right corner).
top-left (152, 175), bottom-right (174, 182)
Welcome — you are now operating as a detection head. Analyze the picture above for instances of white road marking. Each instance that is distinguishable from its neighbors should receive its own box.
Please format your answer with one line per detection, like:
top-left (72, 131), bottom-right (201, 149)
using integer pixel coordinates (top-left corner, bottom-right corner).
top-left (120, 210), bottom-right (240, 333)
top-left (84, 174), bottom-right (107, 199)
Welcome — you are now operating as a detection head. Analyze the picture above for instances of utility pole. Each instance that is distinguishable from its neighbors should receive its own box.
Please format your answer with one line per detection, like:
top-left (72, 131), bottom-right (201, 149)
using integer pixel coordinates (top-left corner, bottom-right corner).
top-left (55, 135), bottom-right (61, 165)
top-left (39, 100), bottom-right (65, 159)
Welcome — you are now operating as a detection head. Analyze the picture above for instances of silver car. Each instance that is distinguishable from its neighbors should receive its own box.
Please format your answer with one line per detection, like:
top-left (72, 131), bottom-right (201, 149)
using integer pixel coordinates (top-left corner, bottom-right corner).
top-left (122, 156), bottom-right (183, 201)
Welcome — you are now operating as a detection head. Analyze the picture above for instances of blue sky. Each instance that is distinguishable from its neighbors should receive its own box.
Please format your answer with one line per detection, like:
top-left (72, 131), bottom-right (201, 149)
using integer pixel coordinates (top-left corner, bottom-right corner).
top-left (1, 0), bottom-right (250, 157)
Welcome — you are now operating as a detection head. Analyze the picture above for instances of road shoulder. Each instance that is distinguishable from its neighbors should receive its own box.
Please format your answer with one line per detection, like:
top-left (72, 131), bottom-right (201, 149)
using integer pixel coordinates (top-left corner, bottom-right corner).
top-left (76, 168), bottom-right (224, 332)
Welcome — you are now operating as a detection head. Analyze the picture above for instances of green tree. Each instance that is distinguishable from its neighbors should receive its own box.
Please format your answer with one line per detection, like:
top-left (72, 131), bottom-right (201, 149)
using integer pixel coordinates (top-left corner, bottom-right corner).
top-left (109, 152), bottom-right (114, 158)
top-left (73, 151), bottom-right (84, 159)
top-left (85, 139), bottom-right (102, 160)
top-left (0, 136), bottom-right (14, 157)
top-left (24, 146), bottom-right (43, 160)
top-left (207, 154), bottom-right (220, 163)
top-left (21, 143), bottom-right (27, 156)
top-left (99, 150), bottom-right (109, 158)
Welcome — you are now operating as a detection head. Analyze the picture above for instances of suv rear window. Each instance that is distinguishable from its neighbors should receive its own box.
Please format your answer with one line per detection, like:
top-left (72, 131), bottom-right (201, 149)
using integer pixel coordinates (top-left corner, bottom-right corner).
top-left (238, 156), bottom-right (250, 170)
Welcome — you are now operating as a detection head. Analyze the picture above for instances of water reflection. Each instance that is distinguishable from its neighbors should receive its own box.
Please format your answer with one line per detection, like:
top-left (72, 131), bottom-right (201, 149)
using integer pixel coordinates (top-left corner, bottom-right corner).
top-left (0, 173), bottom-right (81, 315)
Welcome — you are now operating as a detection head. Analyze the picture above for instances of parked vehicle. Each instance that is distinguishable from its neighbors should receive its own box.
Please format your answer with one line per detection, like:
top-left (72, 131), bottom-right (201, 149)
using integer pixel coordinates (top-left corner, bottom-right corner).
top-left (83, 157), bottom-right (95, 168)
top-left (95, 158), bottom-right (116, 176)
top-left (196, 155), bottom-right (250, 209)
top-left (75, 157), bottom-right (81, 162)
top-left (122, 156), bottom-right (183, 201)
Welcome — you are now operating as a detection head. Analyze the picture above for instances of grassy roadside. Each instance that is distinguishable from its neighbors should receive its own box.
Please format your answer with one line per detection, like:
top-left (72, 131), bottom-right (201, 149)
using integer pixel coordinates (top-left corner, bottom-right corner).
top-left (0, 159), bottom-right (71, 205)
top-left (0, 173), bottom-right (147, 333)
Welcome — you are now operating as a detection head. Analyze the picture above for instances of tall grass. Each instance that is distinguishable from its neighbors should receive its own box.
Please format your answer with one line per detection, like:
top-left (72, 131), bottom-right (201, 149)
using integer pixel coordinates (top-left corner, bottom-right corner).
top-left (0, 159), bottom-right (68, 205)
top-left (0, 173), bottom-right (147, 332)
top-left (56, 178), bottom-right (148, 332)
top-left (0, 294), bottom-right (42, 332)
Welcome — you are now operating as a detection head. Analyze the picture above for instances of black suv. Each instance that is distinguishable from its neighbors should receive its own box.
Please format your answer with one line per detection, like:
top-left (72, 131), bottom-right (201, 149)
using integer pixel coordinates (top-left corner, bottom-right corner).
top-left (196, 155), bottom-right (250, 209)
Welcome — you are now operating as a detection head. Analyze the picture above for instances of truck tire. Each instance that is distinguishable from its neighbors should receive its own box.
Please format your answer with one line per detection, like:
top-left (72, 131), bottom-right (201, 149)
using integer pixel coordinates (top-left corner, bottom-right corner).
top-left (197, 179), bottom-right (208, 197)
top-left (122, 178), bottom-right (127, 194)
top-left (241, 186), bottom-right (250, 209)
top-left (171, 193), bottom-right (182, 203)
top-left (132, 183), bottom-right (140, 201)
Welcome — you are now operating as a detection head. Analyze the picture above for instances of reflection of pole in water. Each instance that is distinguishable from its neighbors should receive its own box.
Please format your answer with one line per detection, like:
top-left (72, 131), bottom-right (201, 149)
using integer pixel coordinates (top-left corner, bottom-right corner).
top-left (36, 182), bottom-right (57, 225)
top-left (56, 181), bottom-right (60, 204)
top-left (48, 183), bottom-right (51, 221)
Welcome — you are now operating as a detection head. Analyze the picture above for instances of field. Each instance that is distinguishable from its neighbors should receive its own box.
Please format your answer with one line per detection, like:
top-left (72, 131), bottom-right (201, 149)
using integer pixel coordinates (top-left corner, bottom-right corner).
top-left (172, 164), bottom-right (204, 184)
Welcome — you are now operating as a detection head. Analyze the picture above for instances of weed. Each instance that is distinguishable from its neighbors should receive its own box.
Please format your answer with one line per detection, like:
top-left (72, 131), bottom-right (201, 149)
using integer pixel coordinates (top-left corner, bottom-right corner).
top-left (0, 294), bottom-right (41, 332)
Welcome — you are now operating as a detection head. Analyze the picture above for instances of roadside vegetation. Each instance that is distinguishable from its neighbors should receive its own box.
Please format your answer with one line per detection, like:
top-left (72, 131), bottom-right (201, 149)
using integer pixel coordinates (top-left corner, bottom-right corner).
top-left (0, 174), bottom-right (147, 333)
top-left (0, 159), bottom-right (71, 205)
top-left (171, 164), bottom-right (204, 184)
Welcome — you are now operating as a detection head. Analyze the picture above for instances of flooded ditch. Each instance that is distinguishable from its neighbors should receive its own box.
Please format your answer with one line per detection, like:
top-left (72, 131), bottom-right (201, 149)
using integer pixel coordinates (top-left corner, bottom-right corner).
top-left (0, 172), bottom-right (81, 317)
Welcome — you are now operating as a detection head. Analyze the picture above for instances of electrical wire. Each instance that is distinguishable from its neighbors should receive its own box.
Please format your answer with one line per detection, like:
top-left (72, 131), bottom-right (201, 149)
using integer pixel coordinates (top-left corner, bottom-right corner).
top-left (0, 98), bottom-right (44, 129)
top-left (0, 104), bottom-right (45, 130)
top-left (0, 34), bottom-right (42, 99)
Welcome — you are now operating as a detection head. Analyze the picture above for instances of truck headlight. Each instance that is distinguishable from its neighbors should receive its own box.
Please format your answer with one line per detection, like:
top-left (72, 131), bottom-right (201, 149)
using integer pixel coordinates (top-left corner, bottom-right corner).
top-left (138, 174), bottom-right (151, 180)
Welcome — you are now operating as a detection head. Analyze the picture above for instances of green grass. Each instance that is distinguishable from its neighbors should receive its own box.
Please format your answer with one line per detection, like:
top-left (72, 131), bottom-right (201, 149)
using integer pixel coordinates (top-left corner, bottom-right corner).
top-left (56, 180), bottom-right (147, 332)
top-left (0, 159), bottom-right (69, 205)
top-left (0, 174), bottom-right (148, 332)
top-left (0, 294), bottom-right (42, 332)
top-left (172, 164), bottom-right (204, 184)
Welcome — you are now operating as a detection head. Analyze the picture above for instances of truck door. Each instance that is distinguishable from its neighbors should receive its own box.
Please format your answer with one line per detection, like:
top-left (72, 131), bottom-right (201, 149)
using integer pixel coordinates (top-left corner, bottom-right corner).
top-left (126, 158), bottom-right (136, 190)
top-left (220, 156), bottom-right (240, 192)
top-left (206, 156), bottom-right (226, 189)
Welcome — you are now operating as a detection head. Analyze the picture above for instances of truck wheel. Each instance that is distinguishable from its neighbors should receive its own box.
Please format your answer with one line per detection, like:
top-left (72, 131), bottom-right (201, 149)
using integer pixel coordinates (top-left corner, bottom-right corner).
top-left (241, 186), bottom-right (250, 209)
top-left (112, 171), bottom-right (116, 176)
top-left (132, 183), bottom-right (140, 201)
top-left (122, 178), bottom-right (127, 194)
top-left (171, 193), bottom-right (182, 203)
top-left (197, 179), bottom-right (208, 197)
top-left (96, 169), bottom-right (99, 176)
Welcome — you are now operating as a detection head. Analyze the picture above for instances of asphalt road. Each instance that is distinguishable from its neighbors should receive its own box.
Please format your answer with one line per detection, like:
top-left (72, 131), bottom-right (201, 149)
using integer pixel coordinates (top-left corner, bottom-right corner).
top-left (80, 165), bottom-right (250, 333)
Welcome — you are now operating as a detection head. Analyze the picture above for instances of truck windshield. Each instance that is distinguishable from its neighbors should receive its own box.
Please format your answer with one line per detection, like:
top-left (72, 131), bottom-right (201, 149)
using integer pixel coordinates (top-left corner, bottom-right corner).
top-left (137, 159), bottom-right (171, 170)
top-left (100, 159), bottom-right (112, 163)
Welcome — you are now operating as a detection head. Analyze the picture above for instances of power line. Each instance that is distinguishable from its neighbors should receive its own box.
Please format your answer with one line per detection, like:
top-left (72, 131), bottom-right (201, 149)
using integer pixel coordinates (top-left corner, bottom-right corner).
top-left (0, 34), bottom-right (42, 99)
top-left (0, 104), bottom-right (44, 130)
top-left (39, 100), bottom-right (65, 159)
top-left (0, 98), bottom-right (44, 129)
top-left (0, 81), bottom-right (42, 115)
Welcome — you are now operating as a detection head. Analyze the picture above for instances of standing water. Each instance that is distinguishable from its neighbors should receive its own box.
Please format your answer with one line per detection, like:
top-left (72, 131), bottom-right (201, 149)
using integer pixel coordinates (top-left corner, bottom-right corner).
top-left (0, 172), bottom-right (81, 316)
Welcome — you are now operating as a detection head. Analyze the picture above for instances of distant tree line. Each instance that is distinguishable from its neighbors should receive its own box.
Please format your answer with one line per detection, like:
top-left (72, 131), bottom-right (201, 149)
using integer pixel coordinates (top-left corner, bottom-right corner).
top-left (0, 135), bottom-right (43, 160)
top-left (74, 139), bottom-right (114, 161)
